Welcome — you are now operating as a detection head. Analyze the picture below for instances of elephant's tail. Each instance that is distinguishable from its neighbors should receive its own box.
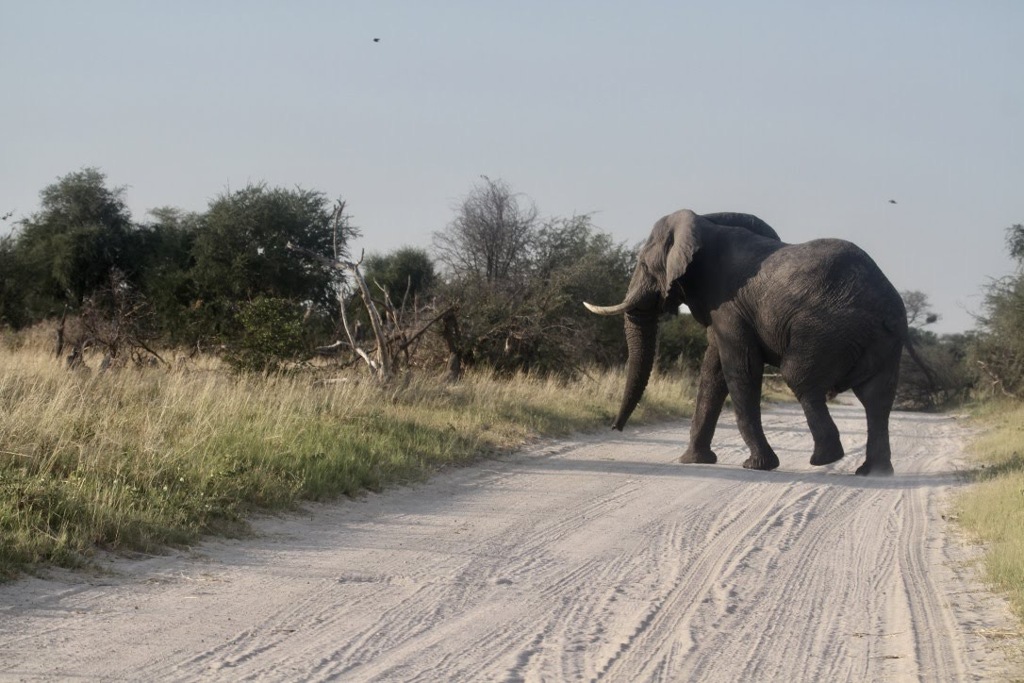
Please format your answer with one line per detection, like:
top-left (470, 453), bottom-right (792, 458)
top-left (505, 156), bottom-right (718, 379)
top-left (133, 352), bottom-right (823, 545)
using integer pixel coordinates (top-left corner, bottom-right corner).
top-left (903, 335), bottom-right (939, 396)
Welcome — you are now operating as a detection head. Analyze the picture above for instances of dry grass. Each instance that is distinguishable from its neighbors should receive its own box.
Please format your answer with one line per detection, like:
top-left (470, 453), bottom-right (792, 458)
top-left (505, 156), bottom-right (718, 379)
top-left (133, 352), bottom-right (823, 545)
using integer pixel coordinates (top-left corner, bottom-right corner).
top-left (957, 400), bottom-right (1024, 622)
top-left (0, 346), bottom-right (693, 579)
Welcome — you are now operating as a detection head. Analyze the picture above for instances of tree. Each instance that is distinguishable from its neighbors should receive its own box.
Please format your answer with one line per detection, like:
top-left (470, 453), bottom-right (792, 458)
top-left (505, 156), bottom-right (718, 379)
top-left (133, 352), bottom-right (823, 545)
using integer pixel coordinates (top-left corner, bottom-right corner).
top-left (974, 224), bottom-right (1024, 396)
top-left (896, 290), bottom-right (973, 408)
top-left (901, 290), bottom-right (939, 328)
top-left (436, 202), bottom-right (633, 376)
top-left (0, 235), bottom-right (28, 328)
top-left (529, 214), bottom-right (633, 365)
top-left (132, 207), bottom-right (201, 344)
top-left (363, 247), bottom-right (437, 306)
top-left (189, 185), bottom-right (358, 342)
top-left (14, 168), bottom-right (135, 317)
top-left (191, 185), bottom-right (353, 306)
top-left (1007, 222), bottom-right (1024, 263)
top-left (433, 176), bottom-right (538, 286)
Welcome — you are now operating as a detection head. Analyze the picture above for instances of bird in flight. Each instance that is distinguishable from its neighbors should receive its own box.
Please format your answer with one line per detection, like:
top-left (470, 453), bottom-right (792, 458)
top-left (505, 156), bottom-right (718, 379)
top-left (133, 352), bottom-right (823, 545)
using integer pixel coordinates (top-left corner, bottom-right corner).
top-left (888, 199), bottom-right (897, 204)
top-left (373, 38), bottom-right (380, 43)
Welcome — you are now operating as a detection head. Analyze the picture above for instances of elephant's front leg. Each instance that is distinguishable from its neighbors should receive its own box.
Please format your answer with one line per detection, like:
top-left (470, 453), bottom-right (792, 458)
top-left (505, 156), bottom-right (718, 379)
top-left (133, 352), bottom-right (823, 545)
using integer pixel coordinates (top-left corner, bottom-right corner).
top-left (681, 333), bottom-right (726, 464)
top-left (715, 328), bottom-right (780, 471)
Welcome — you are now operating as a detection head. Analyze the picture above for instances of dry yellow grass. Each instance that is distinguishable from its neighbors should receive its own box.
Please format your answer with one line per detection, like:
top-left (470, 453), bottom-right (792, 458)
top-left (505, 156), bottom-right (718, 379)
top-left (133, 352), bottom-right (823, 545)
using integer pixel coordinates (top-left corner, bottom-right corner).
top-left (957, 400), bottom-right (1024, 622)
top-left (0, 346), bottom-right (693, 578)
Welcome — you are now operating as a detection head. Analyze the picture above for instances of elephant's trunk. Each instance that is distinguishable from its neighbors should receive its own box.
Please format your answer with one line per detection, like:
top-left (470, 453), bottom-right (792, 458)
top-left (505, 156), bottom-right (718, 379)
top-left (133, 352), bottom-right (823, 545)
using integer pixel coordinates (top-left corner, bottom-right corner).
top-left (613, 312), bottom-right (658, 431)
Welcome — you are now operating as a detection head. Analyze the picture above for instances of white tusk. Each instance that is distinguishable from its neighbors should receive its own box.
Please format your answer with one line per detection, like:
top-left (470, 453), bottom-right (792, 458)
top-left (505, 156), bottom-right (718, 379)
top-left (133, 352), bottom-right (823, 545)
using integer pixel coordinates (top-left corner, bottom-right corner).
top-left (583, 301), bottom-right (631, 315)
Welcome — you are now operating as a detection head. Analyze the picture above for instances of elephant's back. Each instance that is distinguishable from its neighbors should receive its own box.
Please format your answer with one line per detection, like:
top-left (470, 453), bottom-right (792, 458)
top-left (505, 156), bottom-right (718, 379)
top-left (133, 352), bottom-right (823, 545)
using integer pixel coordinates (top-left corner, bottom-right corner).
top-left (762, 239), bottom-right (906, 331)
top-left (781, 238), bottom-right (895, 292)
top-left (811, 239), bottom-right (902, 309)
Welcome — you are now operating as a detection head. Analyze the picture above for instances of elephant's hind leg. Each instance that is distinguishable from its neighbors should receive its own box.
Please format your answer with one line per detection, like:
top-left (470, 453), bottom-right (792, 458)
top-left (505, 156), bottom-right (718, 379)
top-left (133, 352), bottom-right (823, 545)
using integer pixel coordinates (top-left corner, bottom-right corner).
top-left (852, 369), bottom-right (898, 477)
top-left (796, 392), bottom-right (845, 466)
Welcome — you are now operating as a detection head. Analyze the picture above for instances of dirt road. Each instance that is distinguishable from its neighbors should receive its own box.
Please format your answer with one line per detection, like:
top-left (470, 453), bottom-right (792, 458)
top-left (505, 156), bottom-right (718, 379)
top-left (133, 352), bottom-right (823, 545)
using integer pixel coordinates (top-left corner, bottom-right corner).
top-left (0, 403), bottom-right (1019, 681)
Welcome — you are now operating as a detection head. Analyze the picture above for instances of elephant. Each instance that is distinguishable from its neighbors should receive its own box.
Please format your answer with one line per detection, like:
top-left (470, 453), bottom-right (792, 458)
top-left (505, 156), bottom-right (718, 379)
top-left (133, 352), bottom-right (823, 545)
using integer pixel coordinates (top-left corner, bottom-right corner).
top-left (585, 209), bottom-right (915, 476)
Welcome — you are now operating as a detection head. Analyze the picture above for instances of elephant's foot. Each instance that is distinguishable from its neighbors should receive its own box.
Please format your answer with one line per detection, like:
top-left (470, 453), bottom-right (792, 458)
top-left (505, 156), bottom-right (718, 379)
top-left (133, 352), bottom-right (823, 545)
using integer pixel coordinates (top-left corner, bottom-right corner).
top-left (855, 459), bottom-right (894, 477)
top-left (742, 450), bottom-right (780, 471)
top-left (809, 443), bottom-right (844, 466)
top-left (680, 447), bottom-right (717, 464)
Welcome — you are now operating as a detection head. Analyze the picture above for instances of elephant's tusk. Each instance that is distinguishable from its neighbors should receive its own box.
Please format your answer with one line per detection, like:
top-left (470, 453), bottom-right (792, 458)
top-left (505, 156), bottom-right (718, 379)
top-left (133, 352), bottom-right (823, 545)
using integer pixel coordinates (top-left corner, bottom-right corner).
top-left (583, 301), bottom-right (631, 315)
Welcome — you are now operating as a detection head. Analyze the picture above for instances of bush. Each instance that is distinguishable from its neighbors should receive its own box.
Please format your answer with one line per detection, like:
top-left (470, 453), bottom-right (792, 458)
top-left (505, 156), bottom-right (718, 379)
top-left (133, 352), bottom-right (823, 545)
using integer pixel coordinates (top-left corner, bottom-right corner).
top-left (226, 297), bottom-right (308, 372)
top-left (897, 337), bottom-right (976, 410)
top-left (975, 279), bottom-right (1024, 396)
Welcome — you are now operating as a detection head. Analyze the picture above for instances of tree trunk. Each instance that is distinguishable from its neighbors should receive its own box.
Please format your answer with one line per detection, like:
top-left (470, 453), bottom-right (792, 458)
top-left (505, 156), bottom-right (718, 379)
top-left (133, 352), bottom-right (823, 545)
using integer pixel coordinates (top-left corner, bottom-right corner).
top-left (441, 310), bottom-right (464, 383)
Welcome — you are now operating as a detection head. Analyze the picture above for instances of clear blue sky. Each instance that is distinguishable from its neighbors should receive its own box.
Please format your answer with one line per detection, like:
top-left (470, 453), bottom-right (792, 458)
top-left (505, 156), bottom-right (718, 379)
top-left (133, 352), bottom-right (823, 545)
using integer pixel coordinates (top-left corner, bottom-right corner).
top-left (2, 1), bottom-right (1021, 333)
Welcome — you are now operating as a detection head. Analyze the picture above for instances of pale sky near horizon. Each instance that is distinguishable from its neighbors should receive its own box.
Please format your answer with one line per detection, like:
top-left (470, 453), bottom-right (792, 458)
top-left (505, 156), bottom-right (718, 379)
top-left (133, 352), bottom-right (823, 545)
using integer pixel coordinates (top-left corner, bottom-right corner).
top-left (2, 1), bottom-right (1021, 334)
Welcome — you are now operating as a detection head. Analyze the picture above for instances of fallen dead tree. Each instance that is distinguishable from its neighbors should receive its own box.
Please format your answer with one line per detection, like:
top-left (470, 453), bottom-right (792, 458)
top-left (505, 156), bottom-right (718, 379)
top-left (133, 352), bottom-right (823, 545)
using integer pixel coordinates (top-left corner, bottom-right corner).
top-left (287, 202), bottom-right (453, 381)
top-left (55, 270), bottom-right (166, 371)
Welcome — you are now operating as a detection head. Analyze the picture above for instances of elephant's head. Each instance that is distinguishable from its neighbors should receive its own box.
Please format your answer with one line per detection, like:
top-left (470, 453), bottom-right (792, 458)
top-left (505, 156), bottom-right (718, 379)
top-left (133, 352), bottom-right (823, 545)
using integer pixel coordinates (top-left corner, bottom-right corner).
top-left (584, 210), bottom-right (779, 431)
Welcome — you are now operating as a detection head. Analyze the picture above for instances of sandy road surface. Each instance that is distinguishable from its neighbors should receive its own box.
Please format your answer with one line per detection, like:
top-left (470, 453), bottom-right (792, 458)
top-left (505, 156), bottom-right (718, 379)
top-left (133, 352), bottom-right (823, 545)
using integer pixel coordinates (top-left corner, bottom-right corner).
top-left (1, 403), bottom-right (1020, 682)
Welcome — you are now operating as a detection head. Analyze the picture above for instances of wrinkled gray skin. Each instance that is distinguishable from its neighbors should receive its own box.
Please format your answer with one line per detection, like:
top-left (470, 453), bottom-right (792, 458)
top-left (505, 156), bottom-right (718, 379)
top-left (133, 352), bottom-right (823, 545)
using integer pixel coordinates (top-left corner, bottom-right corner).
top-left (585, 209), bottom-right (907, 476)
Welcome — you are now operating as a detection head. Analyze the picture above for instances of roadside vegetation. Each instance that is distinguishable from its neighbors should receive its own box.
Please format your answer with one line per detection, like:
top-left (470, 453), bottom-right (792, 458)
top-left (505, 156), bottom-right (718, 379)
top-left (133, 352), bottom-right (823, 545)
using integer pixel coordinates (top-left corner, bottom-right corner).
top-left (0, 344), bottom-right (691, 579)
top-left (958, 401), bottom-right (1024, 620)
top-left (953, 223), bottom-right (1024, 623)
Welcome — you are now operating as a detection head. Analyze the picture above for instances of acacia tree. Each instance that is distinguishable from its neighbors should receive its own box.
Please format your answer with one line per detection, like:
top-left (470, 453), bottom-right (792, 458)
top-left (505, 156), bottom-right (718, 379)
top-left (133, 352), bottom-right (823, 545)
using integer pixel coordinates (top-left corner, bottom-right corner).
top-left (433, 176), bottom-right (537, 286)
top-left (129, 207), bottom-right (202, 344)
top-left (191, 184), bottom-right (352, 306)
top-left (363, 247), bottom-right (437, 307)
top-left (188, 185), bottom-right (359, 345)
top-left (13, 168), bottom-right (135, 318)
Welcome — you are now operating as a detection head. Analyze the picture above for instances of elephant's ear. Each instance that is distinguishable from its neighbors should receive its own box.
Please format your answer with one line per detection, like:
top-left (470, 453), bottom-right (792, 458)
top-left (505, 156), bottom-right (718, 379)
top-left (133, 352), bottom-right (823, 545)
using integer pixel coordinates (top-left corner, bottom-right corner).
top-left (657, 210), bottom-right (702, 297)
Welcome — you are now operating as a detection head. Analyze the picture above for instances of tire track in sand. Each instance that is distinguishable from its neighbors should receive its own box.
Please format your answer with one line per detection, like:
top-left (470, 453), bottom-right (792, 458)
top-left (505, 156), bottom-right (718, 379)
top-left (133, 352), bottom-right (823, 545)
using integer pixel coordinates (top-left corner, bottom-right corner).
top-left (0, 403), bottom-right (1019, 682)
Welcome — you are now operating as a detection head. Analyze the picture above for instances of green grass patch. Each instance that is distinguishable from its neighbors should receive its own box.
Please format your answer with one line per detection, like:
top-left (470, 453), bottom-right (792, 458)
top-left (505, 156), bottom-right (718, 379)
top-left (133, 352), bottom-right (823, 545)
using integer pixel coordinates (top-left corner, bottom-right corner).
top-left (0, 349), bottom-right (692, 579)
top-left (957, 400), bottom-right (1024, 622)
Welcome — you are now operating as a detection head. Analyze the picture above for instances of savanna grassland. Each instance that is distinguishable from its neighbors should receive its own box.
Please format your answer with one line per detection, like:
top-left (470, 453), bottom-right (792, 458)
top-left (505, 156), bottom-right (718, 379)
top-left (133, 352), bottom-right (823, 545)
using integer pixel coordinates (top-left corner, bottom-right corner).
top-left (3, 339), bottom-right (1024, 652)
top-left (0, 345), bottom-right (693, 580)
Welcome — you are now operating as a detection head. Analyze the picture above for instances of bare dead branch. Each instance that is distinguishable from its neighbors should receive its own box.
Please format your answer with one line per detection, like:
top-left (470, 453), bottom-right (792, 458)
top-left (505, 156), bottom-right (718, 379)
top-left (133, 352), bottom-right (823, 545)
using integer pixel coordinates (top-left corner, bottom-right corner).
top-left (288, 240), bottom-right (393, 379)
top-left (976, 360), bottom-right (1019, 398)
